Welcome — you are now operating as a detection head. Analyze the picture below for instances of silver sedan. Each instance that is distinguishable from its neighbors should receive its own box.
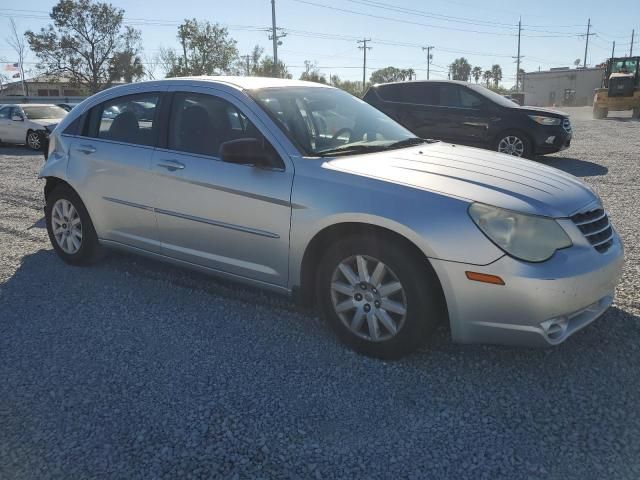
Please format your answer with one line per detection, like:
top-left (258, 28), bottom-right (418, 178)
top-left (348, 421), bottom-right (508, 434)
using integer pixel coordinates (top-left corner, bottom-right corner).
top-left (40, 77), bottom-right (624, 359)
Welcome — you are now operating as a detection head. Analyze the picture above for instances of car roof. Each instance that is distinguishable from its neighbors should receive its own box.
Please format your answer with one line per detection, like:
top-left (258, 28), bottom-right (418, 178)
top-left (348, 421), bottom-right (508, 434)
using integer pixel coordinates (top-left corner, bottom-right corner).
top-left (372, 79), bottom-right (471, 88)
top-left (131, 76), bottom-right (334, 91)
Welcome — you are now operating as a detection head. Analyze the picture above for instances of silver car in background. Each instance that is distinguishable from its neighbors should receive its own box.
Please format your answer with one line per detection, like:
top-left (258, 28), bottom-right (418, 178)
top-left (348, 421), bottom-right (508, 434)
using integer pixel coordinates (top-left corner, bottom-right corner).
top-left (39, 77), bottom-right (624, 359)
top-left (0, 104), bottom-right (67, 150)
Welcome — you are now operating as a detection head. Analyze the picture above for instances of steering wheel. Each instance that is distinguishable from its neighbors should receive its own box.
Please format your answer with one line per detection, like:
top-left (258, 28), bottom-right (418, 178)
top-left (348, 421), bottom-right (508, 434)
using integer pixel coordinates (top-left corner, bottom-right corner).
top-left (332, 128), bottom-right (354, 143)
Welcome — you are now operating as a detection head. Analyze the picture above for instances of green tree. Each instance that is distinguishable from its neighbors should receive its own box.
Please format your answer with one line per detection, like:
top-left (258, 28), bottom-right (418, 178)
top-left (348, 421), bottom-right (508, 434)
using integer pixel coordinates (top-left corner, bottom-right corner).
top-left (108, 26), bottom-right (144, 83)
top-left (370, 66), bottom-right (408, 84)
top-left (482, 70), bottom-right (492, 87)
top-left (25, 0), bottom-right (142, 93)
top-left (490, 64), bottom-right (502, 88)
top-left (252, 55), bottom-right (291, 78)
top-left (449, 57), bottom-right (472, 81)
top-left (471, 66), bottom-right (482, 84)
top-left (161, 19), bottom-right (238, 77)
top-left (299, 60), bottom-right (327, 83)
top-left (331, 75), bottom-right (362, 96)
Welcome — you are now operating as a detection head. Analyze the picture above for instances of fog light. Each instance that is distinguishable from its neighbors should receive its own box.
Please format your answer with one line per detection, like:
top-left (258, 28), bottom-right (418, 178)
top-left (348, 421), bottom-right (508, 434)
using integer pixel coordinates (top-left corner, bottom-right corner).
top-left (545, 136), bottom-right (556, 144)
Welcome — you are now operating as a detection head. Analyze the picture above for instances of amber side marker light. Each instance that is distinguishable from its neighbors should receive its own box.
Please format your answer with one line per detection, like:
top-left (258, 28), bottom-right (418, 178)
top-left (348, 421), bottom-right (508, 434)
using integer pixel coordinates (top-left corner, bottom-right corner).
top-left (465, 271), bottom-right (505, 286)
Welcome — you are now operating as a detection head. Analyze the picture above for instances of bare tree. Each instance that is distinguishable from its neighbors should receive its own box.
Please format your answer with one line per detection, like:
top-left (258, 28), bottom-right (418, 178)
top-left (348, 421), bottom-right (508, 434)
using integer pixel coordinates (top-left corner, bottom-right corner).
top-left (6, 18), bottom-right (28, 95)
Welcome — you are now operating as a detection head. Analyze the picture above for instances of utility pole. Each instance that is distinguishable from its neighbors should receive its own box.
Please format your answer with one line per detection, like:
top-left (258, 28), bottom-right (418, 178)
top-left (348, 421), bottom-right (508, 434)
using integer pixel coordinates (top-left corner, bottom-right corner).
top-left (269, 0), bottom-right (286, 77)
top-left (631, 29), bottom-right (635, 56)
top-left (422, 46), bottom-right (434, 80)
top-left (241, 55), bottom-right (251, 76)
top-left (357, 39), bottom-right (371, 93)
top-left (612, 41), bottom-right (616, 58)
top-left (516, 18), bottom-right (522, 91)
top-left (583, 18), bottom-right (594, 68)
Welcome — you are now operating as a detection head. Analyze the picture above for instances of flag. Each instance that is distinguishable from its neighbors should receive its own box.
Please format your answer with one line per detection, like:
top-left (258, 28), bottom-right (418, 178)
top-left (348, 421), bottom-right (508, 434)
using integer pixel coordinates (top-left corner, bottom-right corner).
top-left (4, 63), bottom-right (19, 72)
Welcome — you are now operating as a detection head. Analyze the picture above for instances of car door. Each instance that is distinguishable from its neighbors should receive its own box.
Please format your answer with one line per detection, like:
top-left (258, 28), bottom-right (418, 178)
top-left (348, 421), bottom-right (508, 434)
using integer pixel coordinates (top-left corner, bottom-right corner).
top-left (0, 106), bottom-right (11, 141)
top-left (5, 107), bottom-right (27, 143)
top-left (151, 87), bottom-right (294, 287)
top-left (66, 90), bottom-right (166, 253)
top-left (435, 84), bottom-right (491, 148)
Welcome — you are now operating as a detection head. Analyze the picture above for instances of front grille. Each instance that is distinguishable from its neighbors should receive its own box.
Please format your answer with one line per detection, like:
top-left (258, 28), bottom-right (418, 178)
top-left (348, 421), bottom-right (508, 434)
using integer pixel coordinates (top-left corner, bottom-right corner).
top-left (562, 118), bottom-right (572, 133)
top-left (571, 208), bottom-right (613, 253)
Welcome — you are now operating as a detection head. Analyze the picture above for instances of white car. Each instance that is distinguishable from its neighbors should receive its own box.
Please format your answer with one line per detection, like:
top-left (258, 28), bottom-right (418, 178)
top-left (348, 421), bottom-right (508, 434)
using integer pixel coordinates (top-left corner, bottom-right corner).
top-left (0, 104), bottom-right (67, 150)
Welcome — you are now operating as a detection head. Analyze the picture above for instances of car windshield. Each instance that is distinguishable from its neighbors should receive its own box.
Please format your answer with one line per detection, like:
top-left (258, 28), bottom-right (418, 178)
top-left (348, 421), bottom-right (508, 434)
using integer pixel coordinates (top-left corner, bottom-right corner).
top-left (467, 84), bottom-right (519, 108)
top-left (250, 86), bottom-right (418, 156)
top-left (22, 105), bottom-right (67, 120)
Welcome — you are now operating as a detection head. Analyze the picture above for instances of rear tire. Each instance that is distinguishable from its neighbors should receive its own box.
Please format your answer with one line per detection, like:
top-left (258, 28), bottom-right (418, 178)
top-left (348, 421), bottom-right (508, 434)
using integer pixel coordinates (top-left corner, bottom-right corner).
top-left (45, 184), bottom-right (103, 266)
top-left (316, 235), bottom-right (445, 359)
top-left (495, 130), bottom-right (533, 159)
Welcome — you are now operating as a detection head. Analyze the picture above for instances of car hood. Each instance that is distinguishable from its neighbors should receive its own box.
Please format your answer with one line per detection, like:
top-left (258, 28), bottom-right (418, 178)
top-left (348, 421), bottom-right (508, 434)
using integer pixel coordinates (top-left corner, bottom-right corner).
top-left (324, 143), bottom-right (597, 218)
top-left (512, 105), bottom-right (568, 117)
top-left (29, 118), bottom-right (65, 128)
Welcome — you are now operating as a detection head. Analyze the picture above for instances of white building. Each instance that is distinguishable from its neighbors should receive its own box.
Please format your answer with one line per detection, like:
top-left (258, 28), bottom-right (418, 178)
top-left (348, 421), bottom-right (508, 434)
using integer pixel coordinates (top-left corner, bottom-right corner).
top-left (522, 67), bottom-right (605, 107)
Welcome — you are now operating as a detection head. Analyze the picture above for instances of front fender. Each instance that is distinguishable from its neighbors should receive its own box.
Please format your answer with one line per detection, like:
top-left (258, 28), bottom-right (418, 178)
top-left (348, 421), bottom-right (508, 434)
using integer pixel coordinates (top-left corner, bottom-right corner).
top-left (288, 158), bottom-right (504, 288)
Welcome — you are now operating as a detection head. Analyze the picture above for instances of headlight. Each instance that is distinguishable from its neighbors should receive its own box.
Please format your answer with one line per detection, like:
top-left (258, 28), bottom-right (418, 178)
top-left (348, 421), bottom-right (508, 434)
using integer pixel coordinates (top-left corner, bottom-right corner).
top-left (528, 115), bottom-right (561, 126)
top-left (468, 203), bottom-right (572, 262)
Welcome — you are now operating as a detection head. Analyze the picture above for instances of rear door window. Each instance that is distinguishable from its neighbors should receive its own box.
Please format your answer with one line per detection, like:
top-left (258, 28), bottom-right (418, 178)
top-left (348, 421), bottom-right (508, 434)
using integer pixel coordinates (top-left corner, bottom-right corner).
top-left (378, 83), bottom-right (436, 105)
top-left (86, 93), bottom-right (161, 146)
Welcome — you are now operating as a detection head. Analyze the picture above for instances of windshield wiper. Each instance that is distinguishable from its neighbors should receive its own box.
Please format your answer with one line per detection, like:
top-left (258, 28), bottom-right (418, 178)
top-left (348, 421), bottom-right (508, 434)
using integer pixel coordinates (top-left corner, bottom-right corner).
top-left (317, 144), bottom-right (390, 157)
top-left (384, 137), bottom-right (433, 150)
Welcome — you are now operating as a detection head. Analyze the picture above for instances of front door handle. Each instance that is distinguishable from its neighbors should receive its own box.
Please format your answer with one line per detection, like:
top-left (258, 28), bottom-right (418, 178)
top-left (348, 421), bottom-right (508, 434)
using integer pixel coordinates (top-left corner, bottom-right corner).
top-left (157, 160), bottom-right (185, 171)
top-left (76, 144), bottom-right (96, 155)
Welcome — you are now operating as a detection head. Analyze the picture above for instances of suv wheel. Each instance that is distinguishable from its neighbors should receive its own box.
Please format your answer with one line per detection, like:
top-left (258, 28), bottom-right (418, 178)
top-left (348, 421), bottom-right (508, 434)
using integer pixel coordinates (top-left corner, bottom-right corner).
top-left (496, 131), bottom-right (532, 158)
top-left (45, 184), bottom-right (103, 265)
top-left (316, 235), bottom-right (445, 359)
top-left (26, 130), bottom-right (42, 150)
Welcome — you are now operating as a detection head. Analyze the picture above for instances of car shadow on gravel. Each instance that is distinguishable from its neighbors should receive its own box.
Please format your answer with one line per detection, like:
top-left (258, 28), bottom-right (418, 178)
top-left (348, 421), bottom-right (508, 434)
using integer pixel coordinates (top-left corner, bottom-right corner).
top-left (537, 156), bottom-right (608, 177)
top-left (3, 249), bottom-right (640, 478)
top-left (0, 145), bottom-right (40, 157)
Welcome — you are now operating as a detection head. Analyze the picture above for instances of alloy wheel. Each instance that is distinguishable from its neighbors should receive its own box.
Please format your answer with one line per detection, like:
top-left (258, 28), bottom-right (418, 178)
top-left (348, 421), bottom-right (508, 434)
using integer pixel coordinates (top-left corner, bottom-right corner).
top-left (51, 199), bottom-right (83, 254)
top-left (330, 255), bottom-right (408, 342)
top-left (27, 132), bottom-right (41, 150)
top-left (497, 135), bottom-right (524, 156)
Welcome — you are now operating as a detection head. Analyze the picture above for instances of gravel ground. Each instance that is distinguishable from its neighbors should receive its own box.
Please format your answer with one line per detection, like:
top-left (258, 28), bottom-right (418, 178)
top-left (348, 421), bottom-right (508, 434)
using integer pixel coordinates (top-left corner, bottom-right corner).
top-left (1, 107), bottom-right (639, 479)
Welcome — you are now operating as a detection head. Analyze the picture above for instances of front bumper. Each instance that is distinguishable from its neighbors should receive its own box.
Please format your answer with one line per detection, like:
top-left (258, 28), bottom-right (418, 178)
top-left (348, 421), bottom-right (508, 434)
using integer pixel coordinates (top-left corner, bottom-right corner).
top-left (430, 230), bottom-right (624, 347)
top-left (531, 124), bottom-right (572, 155)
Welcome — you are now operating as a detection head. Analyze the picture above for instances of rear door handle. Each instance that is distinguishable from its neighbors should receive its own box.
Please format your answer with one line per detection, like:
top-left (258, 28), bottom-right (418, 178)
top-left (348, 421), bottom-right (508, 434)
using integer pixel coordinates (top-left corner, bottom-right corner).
top-left (76, 144), bottom-right (96, 155)
top-left (157, 160), bottom-right (185, 171)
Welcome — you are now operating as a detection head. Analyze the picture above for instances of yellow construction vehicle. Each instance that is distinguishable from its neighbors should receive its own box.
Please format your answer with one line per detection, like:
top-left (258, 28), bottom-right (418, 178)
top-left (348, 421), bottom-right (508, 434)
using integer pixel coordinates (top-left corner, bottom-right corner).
top-left (592, 57), bottom-right (640, 119)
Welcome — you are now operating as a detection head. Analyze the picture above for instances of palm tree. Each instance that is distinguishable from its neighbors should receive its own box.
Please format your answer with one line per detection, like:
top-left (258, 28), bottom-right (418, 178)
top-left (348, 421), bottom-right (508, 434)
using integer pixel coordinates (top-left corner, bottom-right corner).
top-left (471, 66), bottom-right (482, 83)
top-left (404, 68), bottom-right (416, 81)
top-left (449, 57), bottom-right (472, 81)
top-left (491, 64), bottom-right (503, 88)
top-left (482, 70), bottom-right (492, 87)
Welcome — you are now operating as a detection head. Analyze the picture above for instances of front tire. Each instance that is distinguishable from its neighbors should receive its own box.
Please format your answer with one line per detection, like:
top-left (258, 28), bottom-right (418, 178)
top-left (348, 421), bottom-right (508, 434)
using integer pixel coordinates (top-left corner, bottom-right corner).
top-left (495, 130), bottom-right (533, 159)
top-left (45, 184), bottom-right (103, 265)
top-left (316, 235), bottom-right (445, 359)
top-left (26, 130), bottom-right (42, 150)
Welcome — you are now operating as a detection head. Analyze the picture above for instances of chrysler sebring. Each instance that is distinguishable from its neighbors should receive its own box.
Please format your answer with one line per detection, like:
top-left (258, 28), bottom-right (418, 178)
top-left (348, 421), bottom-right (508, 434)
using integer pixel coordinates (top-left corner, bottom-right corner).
top-left (39, 77), bottom-right (623, 359)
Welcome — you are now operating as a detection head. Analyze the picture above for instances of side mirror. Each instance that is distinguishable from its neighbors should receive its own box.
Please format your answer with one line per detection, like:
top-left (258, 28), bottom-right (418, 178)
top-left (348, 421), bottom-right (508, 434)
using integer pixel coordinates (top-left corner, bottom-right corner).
top-left (11, 114), bottom-right (23, 122)
top-left (219, 138), bottom-right (275, 168)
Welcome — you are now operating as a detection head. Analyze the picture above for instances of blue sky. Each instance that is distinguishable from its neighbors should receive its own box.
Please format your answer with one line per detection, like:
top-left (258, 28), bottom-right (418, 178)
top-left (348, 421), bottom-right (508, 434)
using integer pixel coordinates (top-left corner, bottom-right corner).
top-left (1, 0), bottom-right (639, 87)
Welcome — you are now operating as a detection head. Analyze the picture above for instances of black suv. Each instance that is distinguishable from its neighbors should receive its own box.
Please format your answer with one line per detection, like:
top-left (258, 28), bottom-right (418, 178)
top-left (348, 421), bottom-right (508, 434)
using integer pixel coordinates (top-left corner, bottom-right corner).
top-left (363, 80), bottom-right (572, 158)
